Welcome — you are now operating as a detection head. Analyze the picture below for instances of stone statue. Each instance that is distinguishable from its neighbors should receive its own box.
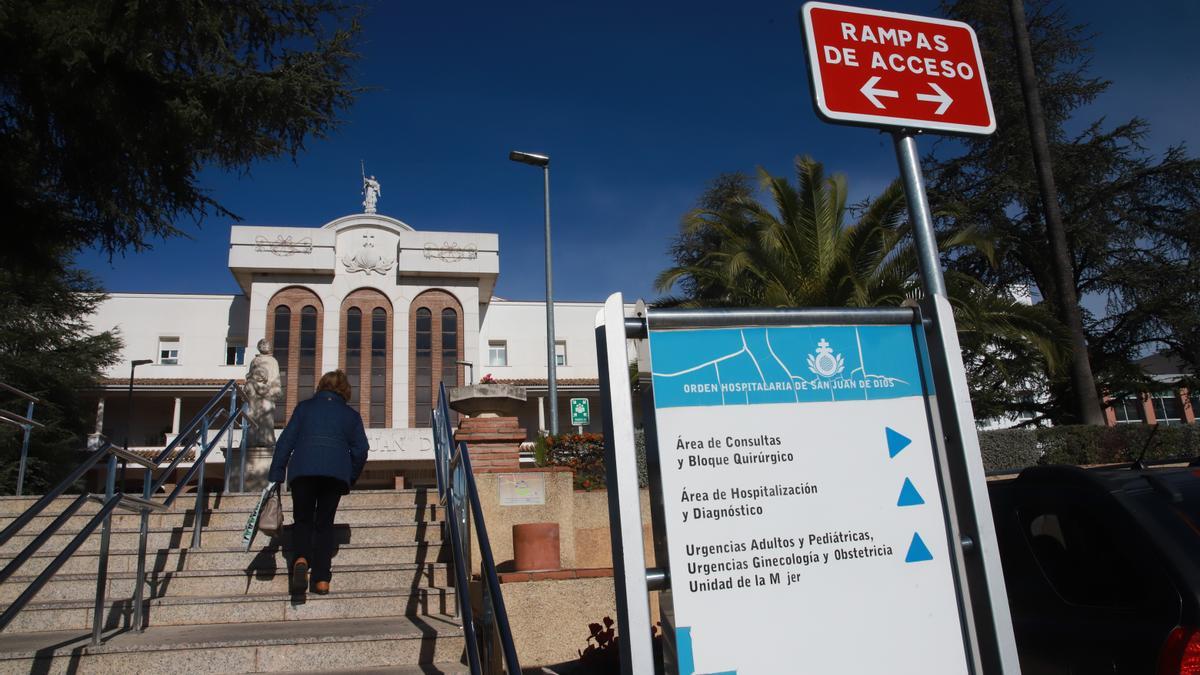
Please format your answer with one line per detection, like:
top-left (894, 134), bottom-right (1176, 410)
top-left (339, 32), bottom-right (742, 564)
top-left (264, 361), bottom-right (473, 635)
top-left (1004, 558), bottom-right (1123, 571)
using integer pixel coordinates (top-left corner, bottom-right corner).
top-left (242, 338), bottom-right (282, 448)
top-left (363, 175), bottom-right (381, 214)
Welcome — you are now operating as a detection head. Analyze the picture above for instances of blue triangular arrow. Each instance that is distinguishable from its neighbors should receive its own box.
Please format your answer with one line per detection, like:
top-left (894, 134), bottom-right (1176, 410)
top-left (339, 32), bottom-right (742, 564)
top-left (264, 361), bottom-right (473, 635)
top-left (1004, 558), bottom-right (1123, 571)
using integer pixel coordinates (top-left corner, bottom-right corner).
top-left (905, 532), bottom-right (933, 563)
top-left (886, 427), bottom-right (912, 458)
top-left (897, 478), bottom-right (925, 507)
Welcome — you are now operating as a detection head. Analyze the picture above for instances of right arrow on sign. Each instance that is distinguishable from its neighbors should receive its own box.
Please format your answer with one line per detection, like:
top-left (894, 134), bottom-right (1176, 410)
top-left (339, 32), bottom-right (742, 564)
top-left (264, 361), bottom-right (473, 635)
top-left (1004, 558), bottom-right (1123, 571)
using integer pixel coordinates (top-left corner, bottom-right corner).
top-left (915, 82), bottom-right (953, 115)
top-left (885, 427), bottom-right (912, 458)
top-left (859, 76), bottom-right (899, 109)
top-left (905, 532), bottom-right (934, 563)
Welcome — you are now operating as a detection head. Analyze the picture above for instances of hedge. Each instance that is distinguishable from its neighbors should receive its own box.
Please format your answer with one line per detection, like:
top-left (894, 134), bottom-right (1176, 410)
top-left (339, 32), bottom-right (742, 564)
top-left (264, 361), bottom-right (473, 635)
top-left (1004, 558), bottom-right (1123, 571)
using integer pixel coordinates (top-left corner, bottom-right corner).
top-left (980, 424), bottom-right (1200, 473)
top-left (540, 430), bottom-right (650, 490)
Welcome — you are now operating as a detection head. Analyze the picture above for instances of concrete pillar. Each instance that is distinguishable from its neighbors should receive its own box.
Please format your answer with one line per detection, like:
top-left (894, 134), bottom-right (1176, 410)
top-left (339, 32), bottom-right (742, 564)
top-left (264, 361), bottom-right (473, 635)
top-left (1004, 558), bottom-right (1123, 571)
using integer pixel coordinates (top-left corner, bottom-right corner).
top-left (1181, 388), bottom-right (1196, 424)
top-left (95, 398), bottom-right (106, 434)
top-left (1101, 396), bottom-right (1118, 427)
top-left (537, 396), bottom-right (546, 434)
top-left (171, 397), bottom-right (182, 435)
top-left (1140, 392), bottom-right (1157, 425)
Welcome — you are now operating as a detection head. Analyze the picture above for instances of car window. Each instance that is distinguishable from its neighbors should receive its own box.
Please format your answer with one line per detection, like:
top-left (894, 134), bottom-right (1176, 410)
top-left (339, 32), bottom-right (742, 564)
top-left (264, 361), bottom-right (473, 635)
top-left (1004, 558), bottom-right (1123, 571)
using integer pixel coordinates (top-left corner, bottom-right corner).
top-left (1018, 496), bottom-right (1153, 609)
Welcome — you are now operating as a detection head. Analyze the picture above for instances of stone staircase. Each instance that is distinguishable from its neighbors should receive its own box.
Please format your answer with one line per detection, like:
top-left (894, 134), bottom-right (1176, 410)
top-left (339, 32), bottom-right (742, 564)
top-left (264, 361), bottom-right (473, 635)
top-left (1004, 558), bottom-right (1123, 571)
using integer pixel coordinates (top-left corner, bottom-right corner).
top-left (0, 490), bottom-right (470, 673)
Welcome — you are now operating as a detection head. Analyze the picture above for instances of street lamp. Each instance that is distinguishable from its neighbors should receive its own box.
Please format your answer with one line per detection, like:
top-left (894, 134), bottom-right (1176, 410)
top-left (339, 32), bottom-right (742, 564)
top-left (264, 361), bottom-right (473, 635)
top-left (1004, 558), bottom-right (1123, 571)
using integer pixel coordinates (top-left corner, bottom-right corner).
top-left (123, 359), bottom-right (153, 487)
top-left (509, 150), bottom-right (559, 435)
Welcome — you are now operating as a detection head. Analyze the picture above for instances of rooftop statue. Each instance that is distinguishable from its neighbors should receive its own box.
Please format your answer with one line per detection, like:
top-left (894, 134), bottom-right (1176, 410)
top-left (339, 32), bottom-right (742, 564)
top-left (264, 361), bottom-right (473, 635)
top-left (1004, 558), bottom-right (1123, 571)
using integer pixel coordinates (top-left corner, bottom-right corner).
top-left (363, 174), bottom-right (381, 214)
top-left (242, 339), bottom-right (282, 447)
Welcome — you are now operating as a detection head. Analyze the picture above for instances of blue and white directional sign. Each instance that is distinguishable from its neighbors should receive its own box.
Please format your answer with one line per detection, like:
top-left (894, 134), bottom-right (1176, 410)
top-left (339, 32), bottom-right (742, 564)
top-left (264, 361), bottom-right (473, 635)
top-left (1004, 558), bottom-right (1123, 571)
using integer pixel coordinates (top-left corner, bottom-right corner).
top-left (648, 323), bottom-right (969, 675)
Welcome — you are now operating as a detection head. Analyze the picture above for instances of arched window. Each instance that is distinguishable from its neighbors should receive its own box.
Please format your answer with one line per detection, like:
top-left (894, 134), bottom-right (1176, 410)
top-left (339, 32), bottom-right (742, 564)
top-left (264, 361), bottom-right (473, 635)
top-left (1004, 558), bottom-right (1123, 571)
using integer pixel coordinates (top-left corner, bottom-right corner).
top-left (414, 308), bottom-right (432, 427)
top-left (340, 289), bottom-right (392, 428)
top-left (267, 287), bottom-right (323, 426)
top-left (272, 306), bottom-right (291, 426)
top-left (345, 308), bottom-right (362, 414)
top-left (409, 290), bottom-right (463, 427)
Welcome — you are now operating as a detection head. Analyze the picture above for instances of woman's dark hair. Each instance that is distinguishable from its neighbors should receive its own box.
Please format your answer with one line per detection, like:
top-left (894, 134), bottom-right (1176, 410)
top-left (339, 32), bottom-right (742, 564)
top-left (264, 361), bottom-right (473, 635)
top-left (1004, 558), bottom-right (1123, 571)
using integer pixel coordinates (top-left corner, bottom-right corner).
top-left (317, 370), bottom-right (352, 402)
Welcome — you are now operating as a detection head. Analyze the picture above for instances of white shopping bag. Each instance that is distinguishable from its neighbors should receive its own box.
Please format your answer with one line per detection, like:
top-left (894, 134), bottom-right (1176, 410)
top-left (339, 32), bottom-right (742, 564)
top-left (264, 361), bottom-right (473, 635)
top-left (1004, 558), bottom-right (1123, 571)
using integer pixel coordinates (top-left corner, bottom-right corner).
top-left (242, 481), bottom-right (279, 551)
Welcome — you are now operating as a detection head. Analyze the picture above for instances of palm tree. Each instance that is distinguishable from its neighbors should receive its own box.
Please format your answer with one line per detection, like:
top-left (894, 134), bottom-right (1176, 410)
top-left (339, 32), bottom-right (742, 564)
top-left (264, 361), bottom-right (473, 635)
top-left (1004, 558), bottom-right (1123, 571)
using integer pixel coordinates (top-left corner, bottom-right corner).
top-left (656, 155), bottom-right (1068, 423)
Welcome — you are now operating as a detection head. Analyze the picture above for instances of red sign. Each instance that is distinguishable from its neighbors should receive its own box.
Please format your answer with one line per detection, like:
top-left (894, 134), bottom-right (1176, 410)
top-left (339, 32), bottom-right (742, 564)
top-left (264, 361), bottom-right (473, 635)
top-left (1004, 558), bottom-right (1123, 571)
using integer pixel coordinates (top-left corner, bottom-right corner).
top-left (801, 2), bottom-right (995, 135)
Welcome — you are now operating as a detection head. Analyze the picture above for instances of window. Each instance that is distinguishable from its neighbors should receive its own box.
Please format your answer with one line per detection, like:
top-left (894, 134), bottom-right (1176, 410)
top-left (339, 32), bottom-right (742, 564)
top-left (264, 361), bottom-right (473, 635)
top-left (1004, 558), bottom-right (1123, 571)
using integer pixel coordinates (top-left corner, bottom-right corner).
top-left (370, 307), bottom-right (387, 428)
top-left (341, 290), bottom-right (391, 428)
top-left (345, 308), bottom-right (362, 414)
top-left (225, 341), bottom-right (246, 366)
top-left (488, 341), bottom-right (508, 367)
top-left (415, 308), bottom-right (432, 427)
top-left (1112, 396), bottom-right (1143, 424)
top-left (555, 340), bottom-right (567, 367)
top-left (297, 305), bottom-right (318, 403)
top-left (409, 290), bottom-right (463, 427)
top-left (272, 306), bottom-right (291, 426)
top-left (267, 287), bottom-right (322, 426)
top-left (1152, 392), bottom-right (1183, 426)
top-left (158, 337), bottom-right (180, 365)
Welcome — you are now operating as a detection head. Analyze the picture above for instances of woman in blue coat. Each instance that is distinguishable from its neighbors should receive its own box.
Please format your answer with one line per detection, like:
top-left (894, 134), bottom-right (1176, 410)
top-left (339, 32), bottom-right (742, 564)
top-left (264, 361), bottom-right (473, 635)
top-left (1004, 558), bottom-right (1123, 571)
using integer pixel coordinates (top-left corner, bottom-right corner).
top-left (269, 370), bottom-right (369, 594)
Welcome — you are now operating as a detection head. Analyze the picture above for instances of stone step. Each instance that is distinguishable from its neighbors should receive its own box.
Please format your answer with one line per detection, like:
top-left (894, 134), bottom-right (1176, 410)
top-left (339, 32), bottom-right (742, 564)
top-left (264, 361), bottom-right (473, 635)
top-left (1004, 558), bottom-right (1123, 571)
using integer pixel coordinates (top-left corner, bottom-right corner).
top-left (0, 541), bottom-right (447, 576)
top-left (286, 665), bottom-right (470, 675)
top-left (0, 614), bottom-right (464, 672)
top-left (1, 521), bottom-right (443, 556)
top-left (1, 562), bottom-right (452, 604)
top-left (0, 503), bottom-right (442, 531)
top-left (3, 587), bottom-right (457, 634)
top-left (0, 489), bottom-right (437, 516)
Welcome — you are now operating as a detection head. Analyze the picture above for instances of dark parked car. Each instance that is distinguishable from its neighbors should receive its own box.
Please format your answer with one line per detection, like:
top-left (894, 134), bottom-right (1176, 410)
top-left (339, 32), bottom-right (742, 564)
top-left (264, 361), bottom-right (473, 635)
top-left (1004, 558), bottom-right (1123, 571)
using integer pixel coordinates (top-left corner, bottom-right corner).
top-left (989, 464), bottom-right (1200, 675)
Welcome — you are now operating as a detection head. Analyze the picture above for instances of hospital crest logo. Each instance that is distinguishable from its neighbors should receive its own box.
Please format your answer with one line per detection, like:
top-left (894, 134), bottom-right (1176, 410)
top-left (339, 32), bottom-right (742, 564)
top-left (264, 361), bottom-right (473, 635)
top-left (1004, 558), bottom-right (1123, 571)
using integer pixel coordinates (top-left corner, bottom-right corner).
top-left (806, 339), bottom-right (845, 378)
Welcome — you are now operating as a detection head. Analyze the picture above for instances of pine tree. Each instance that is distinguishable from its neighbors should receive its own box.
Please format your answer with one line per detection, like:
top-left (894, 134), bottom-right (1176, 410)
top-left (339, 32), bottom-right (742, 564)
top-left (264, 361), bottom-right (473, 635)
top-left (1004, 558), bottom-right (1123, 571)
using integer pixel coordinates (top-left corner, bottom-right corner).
top-left (929, 0), bottom-right (1200, 422)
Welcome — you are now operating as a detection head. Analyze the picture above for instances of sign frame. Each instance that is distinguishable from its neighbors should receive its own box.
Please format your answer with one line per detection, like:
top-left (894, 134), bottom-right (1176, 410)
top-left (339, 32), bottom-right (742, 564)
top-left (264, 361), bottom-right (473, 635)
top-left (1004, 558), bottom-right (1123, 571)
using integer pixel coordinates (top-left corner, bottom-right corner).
top-left (596, 297), bottom-right (1019, 674)
top-left (800, 1), bottom-right (997, 136)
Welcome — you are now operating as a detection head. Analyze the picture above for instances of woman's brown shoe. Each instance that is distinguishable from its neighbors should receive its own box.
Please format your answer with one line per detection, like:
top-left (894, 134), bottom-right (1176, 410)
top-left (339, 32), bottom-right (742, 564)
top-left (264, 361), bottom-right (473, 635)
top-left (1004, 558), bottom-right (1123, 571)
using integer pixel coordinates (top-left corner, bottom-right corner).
top-left (312, 580), bottom-right (330, 595)
top-left (290, 558), bottom-right (309, 594)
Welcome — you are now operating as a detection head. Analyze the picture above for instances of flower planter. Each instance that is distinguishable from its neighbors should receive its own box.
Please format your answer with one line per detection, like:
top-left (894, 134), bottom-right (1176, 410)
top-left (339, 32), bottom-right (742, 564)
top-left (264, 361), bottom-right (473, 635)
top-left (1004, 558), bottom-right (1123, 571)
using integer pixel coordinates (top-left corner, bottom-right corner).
top-left (512, 522), bottom-right (561, 572)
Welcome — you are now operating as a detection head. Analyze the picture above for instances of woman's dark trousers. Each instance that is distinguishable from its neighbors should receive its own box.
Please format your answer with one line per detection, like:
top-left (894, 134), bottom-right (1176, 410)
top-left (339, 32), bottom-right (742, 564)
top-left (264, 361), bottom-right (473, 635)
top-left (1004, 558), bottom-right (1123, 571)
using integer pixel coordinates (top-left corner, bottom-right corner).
top-left (289, 476), bottom-right (344, 583)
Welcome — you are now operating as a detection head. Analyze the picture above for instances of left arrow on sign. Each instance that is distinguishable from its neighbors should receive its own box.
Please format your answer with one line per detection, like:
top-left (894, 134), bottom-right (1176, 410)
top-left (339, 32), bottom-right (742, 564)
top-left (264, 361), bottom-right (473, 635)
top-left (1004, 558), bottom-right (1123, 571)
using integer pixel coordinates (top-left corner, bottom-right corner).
top-left (859, 76), bottom-right (899, 109)
top-left (915, 82), bottom-right (953, 115)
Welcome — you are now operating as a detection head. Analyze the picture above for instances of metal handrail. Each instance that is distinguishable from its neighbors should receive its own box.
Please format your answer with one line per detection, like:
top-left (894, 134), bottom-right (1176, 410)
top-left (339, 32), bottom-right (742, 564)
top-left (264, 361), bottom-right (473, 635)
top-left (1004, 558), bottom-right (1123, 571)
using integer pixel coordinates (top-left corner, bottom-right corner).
top-left (431, 383), bottom-right (522, 675)
top-left (0, 379), bottom-right (250, 647)
top-left (0, 382), bottom-right (39, 402)
top-left (1, 381), bottom-right (42, 496)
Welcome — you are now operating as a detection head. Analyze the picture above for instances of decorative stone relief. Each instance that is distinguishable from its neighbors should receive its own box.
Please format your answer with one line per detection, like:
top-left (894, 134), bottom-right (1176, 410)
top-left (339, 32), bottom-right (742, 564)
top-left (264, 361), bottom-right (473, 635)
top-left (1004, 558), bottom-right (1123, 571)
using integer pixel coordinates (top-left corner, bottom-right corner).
top-left (341, 233), bottom-right (395, 275)
top-left (423, 242), bottom-right (479, 262)
top-left (255, 234), bottom-right (313, 256)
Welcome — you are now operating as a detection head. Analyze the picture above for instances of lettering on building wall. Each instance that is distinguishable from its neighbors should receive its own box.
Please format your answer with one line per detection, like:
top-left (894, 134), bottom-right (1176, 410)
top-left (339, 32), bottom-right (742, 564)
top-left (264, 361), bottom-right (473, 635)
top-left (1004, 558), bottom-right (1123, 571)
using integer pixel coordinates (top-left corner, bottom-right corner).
top-left (423, 242), bottom-right (478, 262)
top-left (255, 235), bottom-right (314, 256)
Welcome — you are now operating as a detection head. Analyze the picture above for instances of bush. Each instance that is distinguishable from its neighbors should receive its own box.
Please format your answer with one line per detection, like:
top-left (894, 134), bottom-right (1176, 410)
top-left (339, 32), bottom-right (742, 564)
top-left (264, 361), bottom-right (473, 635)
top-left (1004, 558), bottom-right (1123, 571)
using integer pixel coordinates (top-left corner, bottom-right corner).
top-left (977, 424), bottom-right (1200, 472)
top-left (542, 430), bottom-right (652, 490)
top-left (545, 433), bottom-right (607, 490)
top-left (977, 429), bottom-right (1040, 472)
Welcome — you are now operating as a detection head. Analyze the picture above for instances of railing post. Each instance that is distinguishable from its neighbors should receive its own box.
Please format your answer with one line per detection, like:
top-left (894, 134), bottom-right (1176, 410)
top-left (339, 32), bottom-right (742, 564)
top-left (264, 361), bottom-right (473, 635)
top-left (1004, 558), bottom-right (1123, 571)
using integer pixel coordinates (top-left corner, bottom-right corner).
top-left (15, 400), bottom-right (34, 497)
top-left (132, 444), bottom-right (154, 632)
top-left (238, 412), bottom-right (249, 494)
top-left (224, 389), bottom-right (236, 495)
top-left (91, 453), bottom-right (117, 646)
top-left (191, 414), bottom-right (210, 549)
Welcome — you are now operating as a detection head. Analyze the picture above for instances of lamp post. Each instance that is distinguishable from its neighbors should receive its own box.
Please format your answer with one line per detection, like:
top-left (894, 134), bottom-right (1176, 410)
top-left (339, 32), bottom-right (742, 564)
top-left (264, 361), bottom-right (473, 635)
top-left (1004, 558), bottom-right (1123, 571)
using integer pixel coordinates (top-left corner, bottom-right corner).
top-left (509, 150), bottom-right (559, 435)
top-left (122, 359), bottom-right (153, 487)
top-left (456, 361), bottom-right (474, 386)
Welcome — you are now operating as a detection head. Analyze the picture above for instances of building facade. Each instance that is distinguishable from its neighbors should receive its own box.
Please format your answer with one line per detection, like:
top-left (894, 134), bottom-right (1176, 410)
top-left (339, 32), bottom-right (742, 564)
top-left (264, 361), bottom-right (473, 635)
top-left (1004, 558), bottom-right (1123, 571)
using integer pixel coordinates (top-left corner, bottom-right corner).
top-left (85, 211), bottom-right (623, 488)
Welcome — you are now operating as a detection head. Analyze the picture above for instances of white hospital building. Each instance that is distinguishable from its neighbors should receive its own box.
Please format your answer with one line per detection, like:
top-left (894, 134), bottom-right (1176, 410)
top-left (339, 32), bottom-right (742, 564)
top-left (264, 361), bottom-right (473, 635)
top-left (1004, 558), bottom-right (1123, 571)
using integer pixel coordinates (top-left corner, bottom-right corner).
top-left (84, 208), bottom-right (620, 488)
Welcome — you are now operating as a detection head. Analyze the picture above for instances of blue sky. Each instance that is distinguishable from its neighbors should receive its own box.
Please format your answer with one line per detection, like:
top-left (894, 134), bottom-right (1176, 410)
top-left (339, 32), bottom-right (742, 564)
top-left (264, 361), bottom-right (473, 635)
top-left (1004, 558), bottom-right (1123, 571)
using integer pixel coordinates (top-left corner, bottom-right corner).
top-left (75, 0), bottom-right (1200, 303)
